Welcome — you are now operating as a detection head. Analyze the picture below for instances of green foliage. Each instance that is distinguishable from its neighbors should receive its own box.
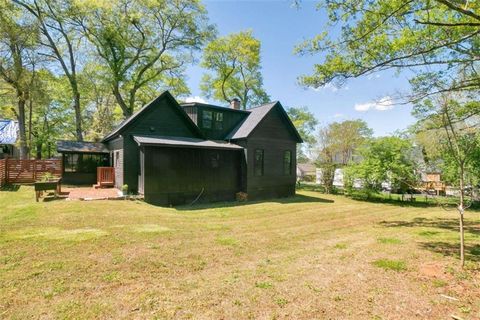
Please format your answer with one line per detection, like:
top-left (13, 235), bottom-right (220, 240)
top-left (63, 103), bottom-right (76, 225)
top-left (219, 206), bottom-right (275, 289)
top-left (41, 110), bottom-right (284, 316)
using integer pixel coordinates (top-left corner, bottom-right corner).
top-left (297, 0), bottom-right (480, 99)
top-left (345, 136), bottom-right (418, 194)
top-left (316, 120), bottom-right (372, 192)
top-left (75, 0), bottom-right (215, 117)
top-left (412, 92), bottom-right (480, 187)
top-left (287, 106), bottom-right (318, 162)
top-left (200, 30), bottom-right (269, 109)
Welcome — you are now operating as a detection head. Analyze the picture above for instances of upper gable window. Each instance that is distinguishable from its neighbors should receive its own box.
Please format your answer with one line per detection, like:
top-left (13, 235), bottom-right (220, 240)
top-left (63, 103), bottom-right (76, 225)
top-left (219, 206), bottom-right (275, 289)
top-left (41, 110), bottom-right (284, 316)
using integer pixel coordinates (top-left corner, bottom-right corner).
top-left (214, 112), bottom-right (223, 130)
top-left (203, 111), bottom-right (213, 129)
top-left (202, 110), bottom-right (224, 130)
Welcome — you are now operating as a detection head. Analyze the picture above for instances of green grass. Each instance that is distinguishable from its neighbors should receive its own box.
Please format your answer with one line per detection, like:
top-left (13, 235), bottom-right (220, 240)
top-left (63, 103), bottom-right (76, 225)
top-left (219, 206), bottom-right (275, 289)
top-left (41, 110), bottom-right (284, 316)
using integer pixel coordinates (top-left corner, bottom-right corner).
top-left (1, 185), bottom-right (479, 319)
top-left (377, 237), bottom-right (402, 244)
top-left (372, 259), bottom-right (407, 272)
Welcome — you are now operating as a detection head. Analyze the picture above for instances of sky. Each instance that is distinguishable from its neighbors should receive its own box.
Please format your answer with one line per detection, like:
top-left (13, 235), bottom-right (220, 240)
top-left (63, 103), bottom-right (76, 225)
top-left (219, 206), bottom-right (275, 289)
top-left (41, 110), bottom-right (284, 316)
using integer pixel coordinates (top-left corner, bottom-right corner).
top-left (184, 0), bottom-right (417, 137)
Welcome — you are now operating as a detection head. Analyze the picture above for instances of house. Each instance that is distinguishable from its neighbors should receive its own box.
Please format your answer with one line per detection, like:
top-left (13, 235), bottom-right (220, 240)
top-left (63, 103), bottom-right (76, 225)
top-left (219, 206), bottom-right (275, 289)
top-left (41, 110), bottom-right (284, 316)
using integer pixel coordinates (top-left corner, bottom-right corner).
top-left (56, 91), bottom-right (302, 205)
top-left (296, 163), bottom-right (316, 181)
top-left (0, 119), bottom-right (19, 159)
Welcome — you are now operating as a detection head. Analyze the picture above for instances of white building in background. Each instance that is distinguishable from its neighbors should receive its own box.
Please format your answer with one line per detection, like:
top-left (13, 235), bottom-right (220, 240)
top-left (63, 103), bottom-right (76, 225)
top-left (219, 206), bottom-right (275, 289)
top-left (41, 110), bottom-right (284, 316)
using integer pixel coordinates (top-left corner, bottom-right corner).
top-left (316, 168), bottom-right (365, 189)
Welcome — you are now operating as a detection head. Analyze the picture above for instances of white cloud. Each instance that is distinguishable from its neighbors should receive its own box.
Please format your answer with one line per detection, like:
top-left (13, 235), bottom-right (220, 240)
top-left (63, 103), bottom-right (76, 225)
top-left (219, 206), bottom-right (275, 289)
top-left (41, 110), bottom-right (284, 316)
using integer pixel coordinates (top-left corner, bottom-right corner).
top-left (354, 96), bottom-right (394, 112)
top-left (185, 96), bottom-right (207, 104)
top-left (366, 74), bottom-right (381, 80)
top-left (311, 82), bottom-right (340, 92)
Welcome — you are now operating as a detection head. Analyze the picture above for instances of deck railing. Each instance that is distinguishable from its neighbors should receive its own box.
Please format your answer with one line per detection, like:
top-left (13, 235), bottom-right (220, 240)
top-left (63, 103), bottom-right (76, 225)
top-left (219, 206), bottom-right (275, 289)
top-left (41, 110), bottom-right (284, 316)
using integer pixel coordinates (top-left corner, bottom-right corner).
top-left (96, 167), bottom-right (115, 187)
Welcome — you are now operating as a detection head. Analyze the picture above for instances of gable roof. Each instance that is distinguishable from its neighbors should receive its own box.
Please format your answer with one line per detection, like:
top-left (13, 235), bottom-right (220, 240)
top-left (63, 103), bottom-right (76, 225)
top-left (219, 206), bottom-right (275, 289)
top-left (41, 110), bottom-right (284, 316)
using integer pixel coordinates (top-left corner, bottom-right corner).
top-left (57, 140), bottom-right (110, 153)
top-left (102, 91), bottom-right (203, 142)
top-left (225, 102), bottom-right (303, 142)
top-left (0, 119), bottom-right (18, 144)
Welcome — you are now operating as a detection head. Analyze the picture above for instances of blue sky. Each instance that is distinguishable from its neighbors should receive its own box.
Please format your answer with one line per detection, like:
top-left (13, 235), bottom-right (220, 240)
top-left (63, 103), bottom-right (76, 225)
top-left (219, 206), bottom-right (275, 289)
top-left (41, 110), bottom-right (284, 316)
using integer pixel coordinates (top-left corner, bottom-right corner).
top-left (184, 0), bottom-right (416, 136)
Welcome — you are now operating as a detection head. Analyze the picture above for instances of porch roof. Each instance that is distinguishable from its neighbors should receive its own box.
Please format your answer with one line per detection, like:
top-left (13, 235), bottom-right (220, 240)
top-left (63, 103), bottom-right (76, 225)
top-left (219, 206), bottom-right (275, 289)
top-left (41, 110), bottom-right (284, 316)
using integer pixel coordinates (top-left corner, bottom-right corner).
top-left (133, 135), bottom-right (243, 150)
top-left (57, 140), bottom-right (109, 154)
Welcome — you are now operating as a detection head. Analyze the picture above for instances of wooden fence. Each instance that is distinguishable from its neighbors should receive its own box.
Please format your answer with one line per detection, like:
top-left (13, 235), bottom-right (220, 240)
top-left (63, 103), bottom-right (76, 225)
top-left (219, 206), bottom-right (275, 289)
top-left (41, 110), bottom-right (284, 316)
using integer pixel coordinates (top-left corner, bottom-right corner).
top-left (0, 158), bottom-right (62, 186)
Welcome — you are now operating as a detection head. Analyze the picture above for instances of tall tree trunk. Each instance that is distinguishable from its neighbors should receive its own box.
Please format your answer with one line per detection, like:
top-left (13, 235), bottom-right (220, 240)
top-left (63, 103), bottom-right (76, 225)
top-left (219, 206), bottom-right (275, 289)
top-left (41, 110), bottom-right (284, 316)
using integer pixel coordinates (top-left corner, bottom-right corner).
top-left (36, 142), bottom-right (42, 159)
top-left (113, 85), bottom-right (131, 118)
top-left (458, 164), bottom-right (465, 267)
top-left (17, 94), bottom-right (29, 159)
top-left (28, 94), bottom-right (33, 149)
top-left (73, 90), bottom-right (83, 141)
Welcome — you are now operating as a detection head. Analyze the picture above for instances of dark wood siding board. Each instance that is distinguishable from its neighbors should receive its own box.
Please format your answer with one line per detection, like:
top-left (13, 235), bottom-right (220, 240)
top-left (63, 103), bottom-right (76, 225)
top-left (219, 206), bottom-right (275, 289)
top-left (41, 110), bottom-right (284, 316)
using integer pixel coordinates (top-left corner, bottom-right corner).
top-left (143, 146), bottom-right (242, 205)
top-left (128, 99), bottom-right (200, 139)
top-left (249, 107), bottom-right (300, 142)
top-left (138, 147), bottom-right (145, 194)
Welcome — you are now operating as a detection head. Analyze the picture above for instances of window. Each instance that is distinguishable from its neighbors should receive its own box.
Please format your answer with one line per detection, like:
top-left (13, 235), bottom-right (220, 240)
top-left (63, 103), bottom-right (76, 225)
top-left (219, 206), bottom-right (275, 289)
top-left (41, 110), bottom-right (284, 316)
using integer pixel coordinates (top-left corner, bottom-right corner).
top-left (202, 110), bottom-right (224, 130)
top-left (64, 153), bottom-right (109, 173)
top-left (214, 112), bottom-right (223, 130)
top-left (283, 150), bottom-right (292, 175)
top-left (202, 110), bottom-right (213, 129)
top-left (254, 149), bottom-right (264, 176)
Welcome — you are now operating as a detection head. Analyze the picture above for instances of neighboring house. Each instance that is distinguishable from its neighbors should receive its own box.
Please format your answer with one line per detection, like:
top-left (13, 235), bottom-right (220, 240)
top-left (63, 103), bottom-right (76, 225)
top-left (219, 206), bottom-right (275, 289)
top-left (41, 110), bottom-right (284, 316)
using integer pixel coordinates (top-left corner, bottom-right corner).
top-left (296, 163), bottom-right (316, 181)
top-left (316, 168), bottom-right (345, 188)
top-left (0, 119), bottom-right (19, 159)
top-left (57, 91), bottom-right (302, 205)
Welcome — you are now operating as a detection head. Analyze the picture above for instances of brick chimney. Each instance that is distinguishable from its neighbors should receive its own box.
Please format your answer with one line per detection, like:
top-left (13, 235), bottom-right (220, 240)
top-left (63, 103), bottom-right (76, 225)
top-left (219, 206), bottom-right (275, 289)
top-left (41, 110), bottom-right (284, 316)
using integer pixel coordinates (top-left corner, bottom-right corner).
top-left (230, 98), bottom-right (241, 110)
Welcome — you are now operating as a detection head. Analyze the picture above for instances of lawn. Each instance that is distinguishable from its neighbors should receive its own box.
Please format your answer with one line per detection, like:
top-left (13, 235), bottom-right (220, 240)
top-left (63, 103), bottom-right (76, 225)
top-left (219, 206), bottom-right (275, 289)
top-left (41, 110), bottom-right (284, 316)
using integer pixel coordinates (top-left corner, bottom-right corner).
top-left (1, 186), bottom-right (479, 319)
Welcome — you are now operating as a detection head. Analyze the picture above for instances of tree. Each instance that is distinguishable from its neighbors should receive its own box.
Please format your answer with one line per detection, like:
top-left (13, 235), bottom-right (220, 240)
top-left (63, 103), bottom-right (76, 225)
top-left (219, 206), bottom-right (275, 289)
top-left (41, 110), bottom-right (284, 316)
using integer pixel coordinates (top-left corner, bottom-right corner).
top-left (201, 31), bottom-right (269, 110)
top-left (316, 119), bottom-right (372, 192)
top-left (0, 0), bottom-right (39, 158)
top-left (14, 0), bottom-right (85, 141)
top-left (345, 136), bottom-right (418, 197)
top-left (76, 0), bottom-right (214, 117)
top-left (296, 0), bottom-right (480, 101)
top-left (413, 92), bottom-right (480, 266)
top-left (287, 106), bottom-right (318, 162)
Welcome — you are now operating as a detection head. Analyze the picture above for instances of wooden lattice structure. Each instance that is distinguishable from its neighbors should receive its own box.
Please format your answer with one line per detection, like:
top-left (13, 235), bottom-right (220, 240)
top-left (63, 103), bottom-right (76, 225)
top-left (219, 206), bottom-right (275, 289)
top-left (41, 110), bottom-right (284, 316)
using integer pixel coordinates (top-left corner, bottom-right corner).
top-left (0, 158), bottom-right (61, 186)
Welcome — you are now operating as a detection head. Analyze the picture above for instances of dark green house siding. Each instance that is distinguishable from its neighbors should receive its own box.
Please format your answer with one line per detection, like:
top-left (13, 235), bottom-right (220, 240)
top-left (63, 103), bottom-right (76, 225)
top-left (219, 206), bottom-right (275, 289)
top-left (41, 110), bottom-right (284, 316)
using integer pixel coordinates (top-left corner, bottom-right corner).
top-left (142, 146), bottom-right (242, 205)
top-left (234, 107), bottom-right (298, 199)
top-left (112, 96), bottom-right (202, 193)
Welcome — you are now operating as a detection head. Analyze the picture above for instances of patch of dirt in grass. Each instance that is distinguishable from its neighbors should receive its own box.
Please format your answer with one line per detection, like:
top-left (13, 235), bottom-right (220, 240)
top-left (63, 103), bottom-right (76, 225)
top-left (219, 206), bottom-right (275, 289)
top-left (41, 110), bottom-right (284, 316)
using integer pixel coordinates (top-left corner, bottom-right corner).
top-left (419, 262), bottom-right (449, 280)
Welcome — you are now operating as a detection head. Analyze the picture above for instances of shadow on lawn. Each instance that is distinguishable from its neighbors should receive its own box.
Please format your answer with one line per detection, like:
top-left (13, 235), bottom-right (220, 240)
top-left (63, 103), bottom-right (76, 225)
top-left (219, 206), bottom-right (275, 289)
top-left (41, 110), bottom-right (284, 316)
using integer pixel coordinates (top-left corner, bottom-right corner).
top-left (380, 217), bottom-right (480, 261)
top-left (419, 241), bottom-right (480, 262)
top-left (379, 217), bottom-right (480, 236)
top-left (0, 184), bottom-right (20, 192)
top-left (175, 194), bottom-right (334, 211)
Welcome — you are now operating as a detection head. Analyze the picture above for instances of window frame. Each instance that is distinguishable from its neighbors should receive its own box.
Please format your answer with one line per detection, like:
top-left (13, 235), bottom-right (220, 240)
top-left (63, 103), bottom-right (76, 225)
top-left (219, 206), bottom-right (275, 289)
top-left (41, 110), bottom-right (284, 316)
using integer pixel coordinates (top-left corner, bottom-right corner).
top-left (283, 150), bottom-right (292, 175)
top-left (202, 110), bottom-right (213, 129)
top-left (254, 149), bottom-right (264, 176)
